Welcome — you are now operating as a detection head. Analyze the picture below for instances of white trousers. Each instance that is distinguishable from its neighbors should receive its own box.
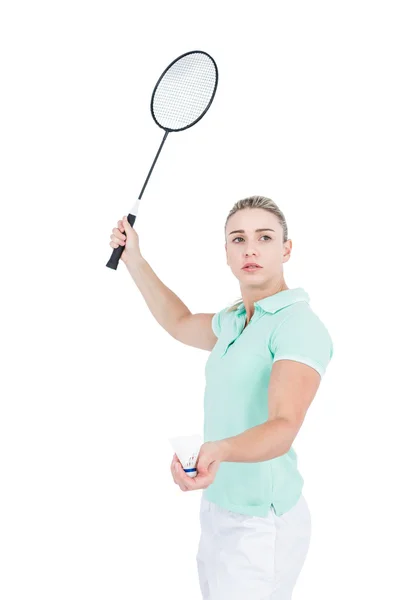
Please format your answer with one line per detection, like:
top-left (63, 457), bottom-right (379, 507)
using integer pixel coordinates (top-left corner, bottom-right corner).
top-left (196, 493), bottom-right (311, 600)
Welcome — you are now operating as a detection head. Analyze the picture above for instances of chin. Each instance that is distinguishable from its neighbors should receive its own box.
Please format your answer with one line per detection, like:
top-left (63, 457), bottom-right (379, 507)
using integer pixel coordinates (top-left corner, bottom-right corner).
top-left (238, 272), bottom-right (266, 283)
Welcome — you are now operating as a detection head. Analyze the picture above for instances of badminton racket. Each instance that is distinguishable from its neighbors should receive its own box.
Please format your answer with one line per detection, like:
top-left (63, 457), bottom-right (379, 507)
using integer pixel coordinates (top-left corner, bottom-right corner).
top-left (106, 50), bottom-right (218, 270)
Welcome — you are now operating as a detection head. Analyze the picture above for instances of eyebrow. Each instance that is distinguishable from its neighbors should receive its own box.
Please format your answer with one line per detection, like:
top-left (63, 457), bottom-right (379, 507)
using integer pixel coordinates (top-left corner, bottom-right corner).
top-left (227, 228), bottom-right (275, 236)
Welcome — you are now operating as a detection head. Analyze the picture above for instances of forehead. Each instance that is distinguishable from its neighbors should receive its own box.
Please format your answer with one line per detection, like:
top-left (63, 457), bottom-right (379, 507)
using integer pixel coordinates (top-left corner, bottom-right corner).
top-left (226, 208), bottom-right (280, 232)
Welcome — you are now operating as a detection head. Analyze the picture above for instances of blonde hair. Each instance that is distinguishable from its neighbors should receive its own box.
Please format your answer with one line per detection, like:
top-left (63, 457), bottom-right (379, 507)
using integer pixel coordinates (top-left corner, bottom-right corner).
top-left (225, 195), bottom-right (289, 312)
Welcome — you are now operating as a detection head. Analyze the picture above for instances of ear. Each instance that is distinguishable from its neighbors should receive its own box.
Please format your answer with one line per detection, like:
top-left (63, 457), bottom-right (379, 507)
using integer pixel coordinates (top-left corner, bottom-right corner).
top-left (282, 239), bottom-right (292, 263)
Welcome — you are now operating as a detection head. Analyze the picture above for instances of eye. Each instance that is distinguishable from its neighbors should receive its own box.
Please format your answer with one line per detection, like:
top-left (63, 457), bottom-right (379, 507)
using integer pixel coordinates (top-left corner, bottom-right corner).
top-left (232, 235), bottom-right (271, 243)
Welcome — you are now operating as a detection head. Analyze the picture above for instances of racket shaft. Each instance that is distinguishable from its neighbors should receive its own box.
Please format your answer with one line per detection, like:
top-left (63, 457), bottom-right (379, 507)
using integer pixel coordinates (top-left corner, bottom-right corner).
top-left (106, 131), bottom-right (169, 271)
top-left (106, 213), bottom-right (136, 270)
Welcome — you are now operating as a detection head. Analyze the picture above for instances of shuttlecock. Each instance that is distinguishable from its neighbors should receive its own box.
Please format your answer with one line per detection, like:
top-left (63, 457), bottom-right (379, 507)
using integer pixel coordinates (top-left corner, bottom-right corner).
top-left (169, 434), bottom-right (203, 478)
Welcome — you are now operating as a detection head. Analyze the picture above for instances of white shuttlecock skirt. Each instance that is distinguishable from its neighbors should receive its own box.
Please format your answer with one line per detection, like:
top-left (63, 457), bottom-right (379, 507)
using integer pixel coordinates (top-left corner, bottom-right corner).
top-left (169, 434), bottom-right (202, 477)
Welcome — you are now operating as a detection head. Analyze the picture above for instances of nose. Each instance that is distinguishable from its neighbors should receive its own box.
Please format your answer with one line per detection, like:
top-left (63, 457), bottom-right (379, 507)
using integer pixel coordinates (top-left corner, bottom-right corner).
top-left (245, 246), bottom-right (258, 257)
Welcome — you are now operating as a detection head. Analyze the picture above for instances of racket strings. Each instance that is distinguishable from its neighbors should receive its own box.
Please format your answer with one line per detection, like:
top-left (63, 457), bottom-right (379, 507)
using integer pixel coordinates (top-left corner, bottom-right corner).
top-left (152, 53), bottom-right (217, 131)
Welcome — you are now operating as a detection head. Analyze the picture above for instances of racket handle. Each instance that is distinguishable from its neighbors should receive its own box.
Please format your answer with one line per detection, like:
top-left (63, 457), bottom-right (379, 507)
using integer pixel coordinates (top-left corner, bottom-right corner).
top-left (106, 213), bottom-right (137, 270)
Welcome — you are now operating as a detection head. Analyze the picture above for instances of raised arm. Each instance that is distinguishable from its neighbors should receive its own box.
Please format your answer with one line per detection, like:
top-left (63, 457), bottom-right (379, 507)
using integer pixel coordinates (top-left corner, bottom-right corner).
top-left (109, 216), bottom-right (218, 351)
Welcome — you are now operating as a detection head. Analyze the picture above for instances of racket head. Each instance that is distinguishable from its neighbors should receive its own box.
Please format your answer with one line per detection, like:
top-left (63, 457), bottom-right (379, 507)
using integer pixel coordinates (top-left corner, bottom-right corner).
top-left (150, 50), bottom-right (218, 133)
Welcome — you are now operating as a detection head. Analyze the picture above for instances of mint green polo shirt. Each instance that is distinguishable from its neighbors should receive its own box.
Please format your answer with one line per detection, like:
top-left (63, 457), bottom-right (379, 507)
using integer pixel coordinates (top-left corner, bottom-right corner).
top-left (203, 287), bottom-right (333, 517)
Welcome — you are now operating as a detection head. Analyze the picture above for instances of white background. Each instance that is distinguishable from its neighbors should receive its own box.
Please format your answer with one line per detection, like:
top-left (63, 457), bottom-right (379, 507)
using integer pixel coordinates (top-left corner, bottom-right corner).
top-left (1, 1), bottom-right (399, 598)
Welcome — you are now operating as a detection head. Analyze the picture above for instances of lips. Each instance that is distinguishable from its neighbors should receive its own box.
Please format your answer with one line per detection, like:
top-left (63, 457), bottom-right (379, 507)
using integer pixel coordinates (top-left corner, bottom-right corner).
top-left (242, 263), bottom-right (262, 269)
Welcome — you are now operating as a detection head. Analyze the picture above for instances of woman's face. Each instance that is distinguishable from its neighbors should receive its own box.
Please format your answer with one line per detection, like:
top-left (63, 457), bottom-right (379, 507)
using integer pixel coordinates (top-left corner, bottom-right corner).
top-left (225, 208), bottom-right (292, 286)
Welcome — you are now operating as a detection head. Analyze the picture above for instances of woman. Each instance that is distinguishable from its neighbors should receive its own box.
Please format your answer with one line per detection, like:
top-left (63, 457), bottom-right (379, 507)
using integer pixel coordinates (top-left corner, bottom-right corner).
top-left (109, 195), bottom-right (333, 600)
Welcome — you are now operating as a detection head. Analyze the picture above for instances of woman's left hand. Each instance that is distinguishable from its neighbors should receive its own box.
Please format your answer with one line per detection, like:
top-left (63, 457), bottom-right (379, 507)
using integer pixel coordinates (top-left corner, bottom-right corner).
top-left (170, 441), bottom-right (224, 492)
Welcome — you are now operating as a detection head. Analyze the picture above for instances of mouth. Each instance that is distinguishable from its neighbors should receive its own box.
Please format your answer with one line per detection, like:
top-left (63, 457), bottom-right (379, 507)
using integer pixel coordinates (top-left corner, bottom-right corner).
top-left (242, 263), bottom-right (262, 271)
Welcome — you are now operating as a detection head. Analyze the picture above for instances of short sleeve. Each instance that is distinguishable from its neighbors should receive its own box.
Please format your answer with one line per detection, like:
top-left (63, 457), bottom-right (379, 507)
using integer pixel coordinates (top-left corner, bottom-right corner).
top-left (269, 309), bottom-right (333, 377)
top-left (211, 308), bottom-right (228, 338)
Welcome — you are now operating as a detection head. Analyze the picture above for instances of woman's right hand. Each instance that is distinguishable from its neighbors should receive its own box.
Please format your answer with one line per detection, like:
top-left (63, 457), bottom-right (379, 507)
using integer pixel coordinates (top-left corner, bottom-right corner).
top-left (109, 216), bottom-right (142, 266)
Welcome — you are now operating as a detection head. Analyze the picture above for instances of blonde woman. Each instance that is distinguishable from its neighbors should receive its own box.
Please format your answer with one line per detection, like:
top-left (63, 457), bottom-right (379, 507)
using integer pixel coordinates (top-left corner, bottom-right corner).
top-left (109, 196), bottom-right (333, 600)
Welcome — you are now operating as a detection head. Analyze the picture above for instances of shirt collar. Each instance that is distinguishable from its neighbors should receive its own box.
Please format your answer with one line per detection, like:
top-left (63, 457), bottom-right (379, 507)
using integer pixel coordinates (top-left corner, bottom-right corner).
top-left (235, 287), bottom-right (310, 315)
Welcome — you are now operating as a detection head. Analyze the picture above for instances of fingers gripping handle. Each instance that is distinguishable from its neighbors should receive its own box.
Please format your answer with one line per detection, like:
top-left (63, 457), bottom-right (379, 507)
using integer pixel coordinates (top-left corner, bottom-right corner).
top-left (106, 212), bottom-right (137, 270)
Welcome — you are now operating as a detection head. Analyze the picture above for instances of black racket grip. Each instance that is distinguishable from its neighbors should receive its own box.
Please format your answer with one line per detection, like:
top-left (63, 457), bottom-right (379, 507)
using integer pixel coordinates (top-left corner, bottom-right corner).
top-left (106, 213), bottom-right (137, 270)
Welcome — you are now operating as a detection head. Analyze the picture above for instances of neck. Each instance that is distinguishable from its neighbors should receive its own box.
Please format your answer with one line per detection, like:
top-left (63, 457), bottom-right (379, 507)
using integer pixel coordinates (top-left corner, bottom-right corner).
top-left (241, 278), bottom-right (289, 324)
